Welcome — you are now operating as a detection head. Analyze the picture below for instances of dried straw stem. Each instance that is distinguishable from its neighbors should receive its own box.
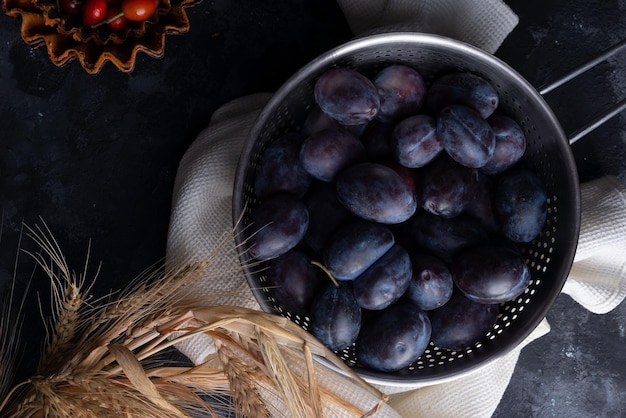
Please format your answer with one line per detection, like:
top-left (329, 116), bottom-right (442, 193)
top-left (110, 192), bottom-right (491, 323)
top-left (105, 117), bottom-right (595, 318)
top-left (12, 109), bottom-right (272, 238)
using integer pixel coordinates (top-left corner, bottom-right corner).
top-left (0, 224), bottom-right (31, 403)
top-left (21, 222), bottom-right (94, 375)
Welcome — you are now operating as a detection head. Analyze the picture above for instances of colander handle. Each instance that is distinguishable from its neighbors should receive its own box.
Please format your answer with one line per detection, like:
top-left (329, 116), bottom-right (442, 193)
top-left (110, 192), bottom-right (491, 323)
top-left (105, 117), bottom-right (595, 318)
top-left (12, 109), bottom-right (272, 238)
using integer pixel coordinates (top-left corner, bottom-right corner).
top-left (536, 39), bottom-right (626, 145)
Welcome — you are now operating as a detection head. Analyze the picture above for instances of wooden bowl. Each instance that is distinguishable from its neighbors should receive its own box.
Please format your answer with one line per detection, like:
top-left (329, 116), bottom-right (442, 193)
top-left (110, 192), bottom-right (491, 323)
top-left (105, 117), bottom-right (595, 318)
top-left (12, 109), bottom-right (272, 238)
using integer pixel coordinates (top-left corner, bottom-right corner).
top-left (2, 0), bottom-right (198, 74)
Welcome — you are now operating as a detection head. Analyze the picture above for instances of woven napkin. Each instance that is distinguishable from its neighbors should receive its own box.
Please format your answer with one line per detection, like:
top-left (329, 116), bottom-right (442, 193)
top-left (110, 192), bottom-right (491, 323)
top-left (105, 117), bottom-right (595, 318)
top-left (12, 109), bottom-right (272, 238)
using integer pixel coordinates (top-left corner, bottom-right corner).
top-left (335, 0), bottom-right (518, 54)
top-left (561, 175), bottom-right (626, 314)
top-left (166, 1), bottom-right (626, 416)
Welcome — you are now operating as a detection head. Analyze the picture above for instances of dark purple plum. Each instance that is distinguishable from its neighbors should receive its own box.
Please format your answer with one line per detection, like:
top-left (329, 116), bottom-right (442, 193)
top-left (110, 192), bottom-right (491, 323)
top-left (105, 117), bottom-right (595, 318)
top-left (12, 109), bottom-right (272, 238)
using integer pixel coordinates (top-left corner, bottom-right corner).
top-left (336, 162), bottom-right (417, 224)
top-left (373, 64), bottom-right (426, 122)
top-left (300, 127), bottom-right (366, 182)
top-left (463, 171), bottom-right (498, 233)
top-left (254, 132), bottom-right (312, 199)
top-left (314, 67), bottom-right (380, 126)
top-left (412, 211), bottom-right (489, 262)
top-left (438, 105), bottom-right (496, 168)
top-left (302, 106), bottom-right (367, 137)
top-left (481, 114), bottom-right (527, 175)
top-left (388, 219), bottom-right (415, 252)
top-left (427, 72), bottom-right (499, 119)
top-left (494, 169), bottom-right (547, 243)
top-left (266, 249), bottom-right (325, 315)
top-left (356, 303), bottom-right (431, 372)
top-left (360, 120), bottom-right (394, 161)
top-left (392, 114), bottom-right (443, 168)
top-left (324, 221), bottom-right (395, 281)
top-left (406, 253), bottom-right (453, 310)
top-left (352, 244), bottom-right (412, 310)
top-left (429, 290), bottom-right (499, 351)
top-left (417, 154), bottom-right (476, 218)
top-left (302, 105), bottom-right (339, 137)
top-left (452, 244), bottom-right (531, 304)
top-left (304, 182), bottom-right (353, 255)
top-left (309, 282), bottom-right (362, 351)
top-left (382, 159), bottom-right (420, 197)
top-left (247, 193), bottom-right (309, 261)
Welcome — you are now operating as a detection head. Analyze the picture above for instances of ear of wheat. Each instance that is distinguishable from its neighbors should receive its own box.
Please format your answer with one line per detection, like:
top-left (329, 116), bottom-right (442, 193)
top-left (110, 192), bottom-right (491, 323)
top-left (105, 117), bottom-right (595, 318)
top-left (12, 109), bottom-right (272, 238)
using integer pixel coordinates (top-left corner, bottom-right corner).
top-left (0, 223), bottom-right (387, 417)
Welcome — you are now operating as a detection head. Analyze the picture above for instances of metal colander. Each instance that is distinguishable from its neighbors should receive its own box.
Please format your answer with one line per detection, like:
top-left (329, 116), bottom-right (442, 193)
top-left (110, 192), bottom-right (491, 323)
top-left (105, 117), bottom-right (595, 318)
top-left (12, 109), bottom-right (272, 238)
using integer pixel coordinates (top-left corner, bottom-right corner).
top-left (233, 32), bottom-right (583, 387)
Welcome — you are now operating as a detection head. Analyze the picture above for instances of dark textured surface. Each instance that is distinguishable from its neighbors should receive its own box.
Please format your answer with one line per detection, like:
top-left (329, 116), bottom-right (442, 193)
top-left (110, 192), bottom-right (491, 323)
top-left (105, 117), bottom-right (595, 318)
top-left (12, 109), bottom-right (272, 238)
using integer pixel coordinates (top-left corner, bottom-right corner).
top-left (1, 0), bottom-right (625, 416)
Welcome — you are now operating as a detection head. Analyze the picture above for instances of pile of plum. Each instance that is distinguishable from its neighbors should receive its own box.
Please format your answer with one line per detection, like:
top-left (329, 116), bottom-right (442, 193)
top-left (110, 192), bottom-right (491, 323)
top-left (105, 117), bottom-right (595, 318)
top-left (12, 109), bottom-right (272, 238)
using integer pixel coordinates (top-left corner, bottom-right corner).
top-left (245, 64), bottom-right (548, 373)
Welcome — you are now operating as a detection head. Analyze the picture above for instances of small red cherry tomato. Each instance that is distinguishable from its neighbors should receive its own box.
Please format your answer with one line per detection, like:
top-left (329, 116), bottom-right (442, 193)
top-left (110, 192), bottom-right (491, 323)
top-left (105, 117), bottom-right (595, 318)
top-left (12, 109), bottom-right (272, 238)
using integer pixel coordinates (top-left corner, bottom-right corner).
top-left (106, 6), bottom-right (128, 30)
top-left (121, 0), bottom-right (158, 21)
top-left (60, 0), bottom-right (82, 14)
top-left (82, 0), bottom-right (108, 25)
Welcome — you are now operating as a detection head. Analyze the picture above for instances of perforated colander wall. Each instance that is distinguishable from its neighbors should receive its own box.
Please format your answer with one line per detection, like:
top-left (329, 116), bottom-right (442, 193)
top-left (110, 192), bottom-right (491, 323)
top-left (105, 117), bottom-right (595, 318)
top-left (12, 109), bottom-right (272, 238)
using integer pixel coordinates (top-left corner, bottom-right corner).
top-left (233, 33), bottom-right (580, 386)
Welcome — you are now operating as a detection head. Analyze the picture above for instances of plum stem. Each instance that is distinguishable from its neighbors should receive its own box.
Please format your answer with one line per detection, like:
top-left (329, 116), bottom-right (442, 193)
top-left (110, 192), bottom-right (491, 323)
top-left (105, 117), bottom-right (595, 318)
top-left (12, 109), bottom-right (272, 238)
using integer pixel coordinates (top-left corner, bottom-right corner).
top-left (310, 260), bottom-right (340, 288)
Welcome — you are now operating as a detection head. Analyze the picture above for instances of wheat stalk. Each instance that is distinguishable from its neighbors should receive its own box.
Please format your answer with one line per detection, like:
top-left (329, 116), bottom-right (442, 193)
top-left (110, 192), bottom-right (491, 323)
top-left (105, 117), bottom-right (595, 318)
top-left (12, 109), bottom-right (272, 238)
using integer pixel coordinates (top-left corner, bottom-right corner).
top-left (0, 223), bottom-right (388, 417)
top-left (0, 222), bottom-right (36, 405)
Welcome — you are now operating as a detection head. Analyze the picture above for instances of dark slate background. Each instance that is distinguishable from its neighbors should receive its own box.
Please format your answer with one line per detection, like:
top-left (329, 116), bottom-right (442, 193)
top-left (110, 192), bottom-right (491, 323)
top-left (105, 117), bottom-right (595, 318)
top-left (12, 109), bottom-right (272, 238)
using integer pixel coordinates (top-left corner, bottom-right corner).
top-left (1, 0), bottom-right (625, 416)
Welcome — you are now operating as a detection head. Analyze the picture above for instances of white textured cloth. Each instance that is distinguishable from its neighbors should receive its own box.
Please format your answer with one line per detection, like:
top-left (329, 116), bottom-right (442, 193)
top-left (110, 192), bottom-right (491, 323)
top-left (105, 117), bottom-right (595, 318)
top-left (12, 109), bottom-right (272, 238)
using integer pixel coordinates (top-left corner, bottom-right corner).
top-left (165, 1), bottom-right (626, 416)
top-left (336, 0), bottom-right (519, 54)
top-left (563, 175), bottom-right (626, 314)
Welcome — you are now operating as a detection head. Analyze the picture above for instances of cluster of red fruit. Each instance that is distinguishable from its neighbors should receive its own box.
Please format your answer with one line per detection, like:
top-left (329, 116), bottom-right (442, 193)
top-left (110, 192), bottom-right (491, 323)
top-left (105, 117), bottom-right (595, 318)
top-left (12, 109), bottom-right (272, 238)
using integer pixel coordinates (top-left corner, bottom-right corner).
top-left (60, 0), bottom-right (158, 30)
